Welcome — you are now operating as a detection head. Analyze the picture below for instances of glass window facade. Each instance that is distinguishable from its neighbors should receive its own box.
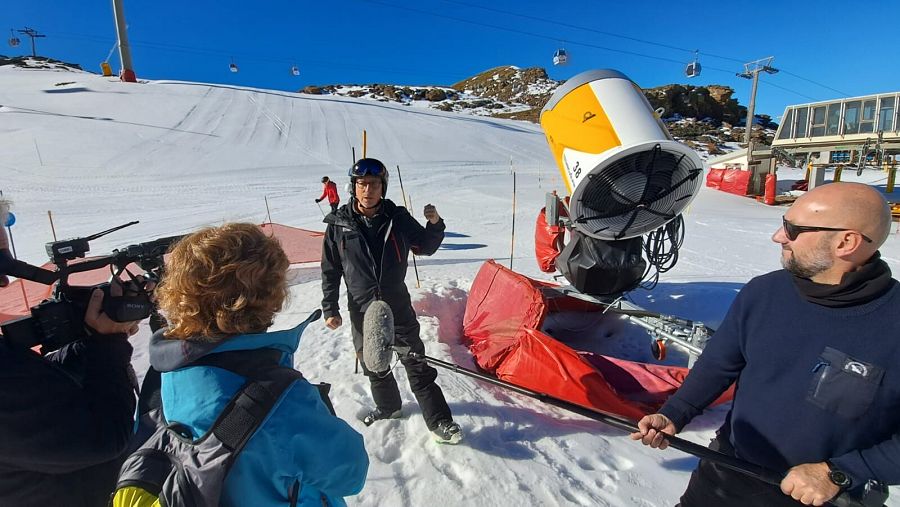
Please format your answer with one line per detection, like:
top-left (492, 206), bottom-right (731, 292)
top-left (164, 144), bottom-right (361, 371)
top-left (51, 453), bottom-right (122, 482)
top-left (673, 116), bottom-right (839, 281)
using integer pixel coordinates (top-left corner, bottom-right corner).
top-left (859, 100), bottom-right (876, 134)
top-left (795, 107), bottom-right (809, 138)
top-left (778, 108), bottom-right (793, 139)
top-left (843, 101), bottom-right (860, 135)
top-left (826, 103), bottom-right (842, 135)
top-left (776, 93), bottom-right (900, 143)
top-left (811, 106), bottom-right (827, 137)
top-left (879, 96), bottom-right (895, 131)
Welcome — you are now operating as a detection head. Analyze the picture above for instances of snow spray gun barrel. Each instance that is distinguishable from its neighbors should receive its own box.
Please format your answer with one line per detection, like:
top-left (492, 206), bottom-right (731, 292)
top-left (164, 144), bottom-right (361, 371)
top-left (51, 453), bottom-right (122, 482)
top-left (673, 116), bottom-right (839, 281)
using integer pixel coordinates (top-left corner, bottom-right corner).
top-left (539, 70), bottom-right (704, 296)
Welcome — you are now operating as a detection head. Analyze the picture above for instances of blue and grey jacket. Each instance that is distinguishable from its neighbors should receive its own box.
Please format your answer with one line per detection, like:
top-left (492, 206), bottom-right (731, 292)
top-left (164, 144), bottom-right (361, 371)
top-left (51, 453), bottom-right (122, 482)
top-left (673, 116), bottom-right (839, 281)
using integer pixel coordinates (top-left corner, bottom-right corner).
top-left (149, 320), bottom-right (369, 507)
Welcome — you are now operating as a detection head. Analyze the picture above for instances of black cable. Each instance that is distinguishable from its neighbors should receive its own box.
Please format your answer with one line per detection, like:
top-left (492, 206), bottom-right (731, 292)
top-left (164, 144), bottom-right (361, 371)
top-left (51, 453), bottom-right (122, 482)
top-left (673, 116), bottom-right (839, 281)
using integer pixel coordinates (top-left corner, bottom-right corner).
top-left (640, 215), bottom-right (685, 290)
top-left (438, 0), bottom-right (748, 64)
top-left (777, 69), bottom-right (850, 98)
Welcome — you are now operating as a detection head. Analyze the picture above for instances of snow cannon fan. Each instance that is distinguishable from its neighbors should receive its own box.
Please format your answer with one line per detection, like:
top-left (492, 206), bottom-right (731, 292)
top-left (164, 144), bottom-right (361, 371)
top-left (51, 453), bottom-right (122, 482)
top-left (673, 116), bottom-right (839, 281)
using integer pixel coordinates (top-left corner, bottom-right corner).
top-left (362, 300), bottom-right (395, 373)
top-left (540, 70), bottom-right (703, 297)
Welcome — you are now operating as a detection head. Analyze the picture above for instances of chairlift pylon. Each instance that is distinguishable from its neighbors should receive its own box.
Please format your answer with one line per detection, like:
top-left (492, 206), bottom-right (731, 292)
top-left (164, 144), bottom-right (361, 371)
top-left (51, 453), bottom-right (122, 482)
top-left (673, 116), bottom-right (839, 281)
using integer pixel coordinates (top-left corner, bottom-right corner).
top-left (8, 29), bottom-right (20, 48)
top-left (229, 57), bottom-right (239, 73)
top-left (685, 50), bottom-right (701, 78)
top-left (553, 48), bottom-right (568, 66)
top-left (291, 65), bottom-right (300, 76)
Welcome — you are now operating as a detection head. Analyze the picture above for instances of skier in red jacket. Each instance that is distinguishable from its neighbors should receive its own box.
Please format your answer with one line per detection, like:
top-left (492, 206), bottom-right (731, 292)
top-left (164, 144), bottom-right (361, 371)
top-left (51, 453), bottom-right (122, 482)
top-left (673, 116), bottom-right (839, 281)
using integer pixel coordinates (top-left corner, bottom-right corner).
top-left (316, 176), bottom-right (340, 214)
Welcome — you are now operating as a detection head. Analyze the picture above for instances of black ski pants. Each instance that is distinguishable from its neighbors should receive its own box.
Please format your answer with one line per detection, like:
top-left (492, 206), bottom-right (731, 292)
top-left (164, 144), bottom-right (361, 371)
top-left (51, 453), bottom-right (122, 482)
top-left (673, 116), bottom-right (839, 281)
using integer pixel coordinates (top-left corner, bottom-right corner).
top-left (350, 304), bottom-right (452, 431)
top-left (678, 435), bottom-right (804, 507)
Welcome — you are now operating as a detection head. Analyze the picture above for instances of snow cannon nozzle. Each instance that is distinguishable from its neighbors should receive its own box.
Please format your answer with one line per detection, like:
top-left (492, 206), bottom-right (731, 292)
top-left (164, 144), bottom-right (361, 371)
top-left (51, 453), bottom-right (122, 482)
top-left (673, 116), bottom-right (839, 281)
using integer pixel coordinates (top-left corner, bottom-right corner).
top-left (539, 69), bottom-right (703, 241)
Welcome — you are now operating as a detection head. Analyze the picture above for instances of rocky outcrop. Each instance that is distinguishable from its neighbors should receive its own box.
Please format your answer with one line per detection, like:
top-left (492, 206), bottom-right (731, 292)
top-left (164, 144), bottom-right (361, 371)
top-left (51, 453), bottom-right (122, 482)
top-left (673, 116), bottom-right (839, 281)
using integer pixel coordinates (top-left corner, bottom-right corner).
top-left (0, 55), bottom-right (82, 71)
top-left (642, 84), bottom-right (744, 125)
top-left (298, 65), bottom-right (777, 147)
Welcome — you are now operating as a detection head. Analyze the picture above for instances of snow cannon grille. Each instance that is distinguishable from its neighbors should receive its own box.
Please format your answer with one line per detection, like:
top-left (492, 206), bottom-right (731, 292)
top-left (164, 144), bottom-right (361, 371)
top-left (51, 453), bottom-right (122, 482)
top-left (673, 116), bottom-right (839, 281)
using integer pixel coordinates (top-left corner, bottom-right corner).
top-left (574, 144), bottom-right (702, 240)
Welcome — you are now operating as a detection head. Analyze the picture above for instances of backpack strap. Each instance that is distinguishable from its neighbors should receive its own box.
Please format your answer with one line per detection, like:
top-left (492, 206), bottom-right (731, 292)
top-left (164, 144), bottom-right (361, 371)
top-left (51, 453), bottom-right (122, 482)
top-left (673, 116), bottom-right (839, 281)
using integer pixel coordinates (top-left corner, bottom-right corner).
top-left (207, 364), bottom-right (303, 453)
top-left (134, 347), bottom-right (288, 420)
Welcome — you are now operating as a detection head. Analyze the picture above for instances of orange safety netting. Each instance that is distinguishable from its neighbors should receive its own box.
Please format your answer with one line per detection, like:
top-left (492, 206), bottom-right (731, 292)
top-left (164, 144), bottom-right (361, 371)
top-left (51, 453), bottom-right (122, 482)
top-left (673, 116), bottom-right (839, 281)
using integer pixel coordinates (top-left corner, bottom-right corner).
top-left (259, 222), bottom-right (324, 265)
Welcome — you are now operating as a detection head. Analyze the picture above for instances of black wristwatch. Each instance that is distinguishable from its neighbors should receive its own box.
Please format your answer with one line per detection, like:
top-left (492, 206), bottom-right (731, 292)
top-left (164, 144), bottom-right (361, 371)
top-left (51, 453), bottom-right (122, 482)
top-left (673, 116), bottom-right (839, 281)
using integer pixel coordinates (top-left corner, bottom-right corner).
top-left (826, 461), bottom-right (852, 490)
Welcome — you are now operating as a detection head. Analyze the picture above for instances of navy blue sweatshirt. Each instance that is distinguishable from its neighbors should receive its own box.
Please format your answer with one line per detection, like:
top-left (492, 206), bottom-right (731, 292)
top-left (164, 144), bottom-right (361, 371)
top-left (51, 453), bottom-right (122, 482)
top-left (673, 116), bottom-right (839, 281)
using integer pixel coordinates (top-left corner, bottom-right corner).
top-left (660, 269), bottom-right (900, 487)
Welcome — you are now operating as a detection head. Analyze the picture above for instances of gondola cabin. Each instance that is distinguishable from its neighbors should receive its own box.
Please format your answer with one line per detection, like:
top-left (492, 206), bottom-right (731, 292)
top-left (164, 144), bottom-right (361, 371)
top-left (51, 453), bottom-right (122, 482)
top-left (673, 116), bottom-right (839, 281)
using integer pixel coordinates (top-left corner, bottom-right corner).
top-left (685, 61), bottom-right (701, 78)
top-left (553, 49), bottom-right (568, 66)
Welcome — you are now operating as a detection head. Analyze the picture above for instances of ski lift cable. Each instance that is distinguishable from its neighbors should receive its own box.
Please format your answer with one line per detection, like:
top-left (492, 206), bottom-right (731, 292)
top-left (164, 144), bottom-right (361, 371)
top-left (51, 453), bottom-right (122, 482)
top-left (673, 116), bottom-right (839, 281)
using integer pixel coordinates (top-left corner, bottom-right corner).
top-left (51, 32), bottom-right (449, 78)
top-left (758, 76), bottom-right (819, 102)
top-left (359, 0), bottom-right (708, 68)
top-left (777, 69), bottom-right (850, 98)
top-left (439, 0), bottom-right (748, 64)
top-left (52, 27), bottom-right (834, 101)
top-left (358, 0), bottom-right (835, 96)
top-left (360, 0), bottom-right (848, 99)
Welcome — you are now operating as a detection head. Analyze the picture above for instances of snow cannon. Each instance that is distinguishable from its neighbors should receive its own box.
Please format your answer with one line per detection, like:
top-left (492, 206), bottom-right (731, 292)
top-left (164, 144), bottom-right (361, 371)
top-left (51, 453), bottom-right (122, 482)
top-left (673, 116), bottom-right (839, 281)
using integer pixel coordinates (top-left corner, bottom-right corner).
top-left (538, 70), bottom-right (704, 297)
top-left (540, 69), bottom-right (703, 241)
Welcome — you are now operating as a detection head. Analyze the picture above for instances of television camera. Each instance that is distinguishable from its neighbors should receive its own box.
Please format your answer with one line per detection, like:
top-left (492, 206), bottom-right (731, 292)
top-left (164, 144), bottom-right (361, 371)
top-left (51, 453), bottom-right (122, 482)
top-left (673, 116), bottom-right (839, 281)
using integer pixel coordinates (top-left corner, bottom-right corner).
top-left (0, 221), bottom-right (182, 353)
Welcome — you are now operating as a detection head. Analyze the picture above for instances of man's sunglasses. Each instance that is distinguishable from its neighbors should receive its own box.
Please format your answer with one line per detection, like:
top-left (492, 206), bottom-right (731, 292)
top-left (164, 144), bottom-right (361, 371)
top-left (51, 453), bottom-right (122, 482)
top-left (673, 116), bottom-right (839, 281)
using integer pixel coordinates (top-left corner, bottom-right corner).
top-left (782, 217), bottom-right (873, 243)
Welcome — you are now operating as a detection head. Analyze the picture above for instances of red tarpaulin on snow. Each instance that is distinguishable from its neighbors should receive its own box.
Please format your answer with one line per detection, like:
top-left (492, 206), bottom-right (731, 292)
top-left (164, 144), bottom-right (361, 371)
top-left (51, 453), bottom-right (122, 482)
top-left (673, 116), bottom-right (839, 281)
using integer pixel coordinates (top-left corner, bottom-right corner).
top-left (0, 223), bottom-right (324, 322)
top-left (706, 168), bottom-right (751, 196)
top-left (462, 260), bottom-right (732, 420)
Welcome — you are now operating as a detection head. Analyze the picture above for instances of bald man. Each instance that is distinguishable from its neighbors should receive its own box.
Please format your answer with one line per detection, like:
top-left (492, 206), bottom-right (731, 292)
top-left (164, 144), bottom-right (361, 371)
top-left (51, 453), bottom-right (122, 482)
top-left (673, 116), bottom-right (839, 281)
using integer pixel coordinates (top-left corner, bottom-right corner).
top-left (631, 182), bottom-right (899, 506)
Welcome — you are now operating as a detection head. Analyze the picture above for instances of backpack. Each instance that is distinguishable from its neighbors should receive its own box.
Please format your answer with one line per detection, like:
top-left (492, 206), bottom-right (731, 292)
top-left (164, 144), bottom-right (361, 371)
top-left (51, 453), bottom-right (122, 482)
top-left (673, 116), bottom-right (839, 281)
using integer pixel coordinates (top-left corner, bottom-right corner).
top-left (110, 348), bottom-right (330, 507)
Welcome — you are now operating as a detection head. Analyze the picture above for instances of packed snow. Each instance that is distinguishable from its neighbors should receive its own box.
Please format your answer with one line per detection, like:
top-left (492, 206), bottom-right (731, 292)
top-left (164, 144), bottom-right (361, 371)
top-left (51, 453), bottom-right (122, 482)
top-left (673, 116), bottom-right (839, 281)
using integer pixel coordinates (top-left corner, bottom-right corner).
top-left (1, 62), bottom-right (898, 506)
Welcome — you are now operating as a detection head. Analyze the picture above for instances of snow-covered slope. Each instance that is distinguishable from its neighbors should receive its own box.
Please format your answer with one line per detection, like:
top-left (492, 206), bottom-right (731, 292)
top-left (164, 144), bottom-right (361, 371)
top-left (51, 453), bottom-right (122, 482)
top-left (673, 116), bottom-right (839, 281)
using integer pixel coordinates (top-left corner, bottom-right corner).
top-left (2, 63), bottom-right (898, 507)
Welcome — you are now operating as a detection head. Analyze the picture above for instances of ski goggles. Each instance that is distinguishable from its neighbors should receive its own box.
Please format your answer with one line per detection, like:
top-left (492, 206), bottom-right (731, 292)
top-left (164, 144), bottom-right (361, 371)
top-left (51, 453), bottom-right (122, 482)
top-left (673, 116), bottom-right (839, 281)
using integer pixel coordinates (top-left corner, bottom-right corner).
top-left (782, 217), bottom-right (872, 243)
top-left (349, 158), bottom-right (387, 178)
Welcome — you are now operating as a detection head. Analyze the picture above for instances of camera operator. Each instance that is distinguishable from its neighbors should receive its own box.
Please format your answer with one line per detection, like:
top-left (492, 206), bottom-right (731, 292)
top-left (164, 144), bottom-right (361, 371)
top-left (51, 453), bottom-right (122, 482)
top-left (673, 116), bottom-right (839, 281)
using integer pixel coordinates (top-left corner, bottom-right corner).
top-left (0, 200), bottom-right (146, 507)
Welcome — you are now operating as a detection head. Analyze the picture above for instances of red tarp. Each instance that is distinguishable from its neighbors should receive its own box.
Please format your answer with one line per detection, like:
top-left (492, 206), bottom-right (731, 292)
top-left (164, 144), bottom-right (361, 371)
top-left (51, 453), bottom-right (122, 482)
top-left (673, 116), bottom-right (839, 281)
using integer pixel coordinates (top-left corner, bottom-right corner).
top-left (534, 201), bottom-right (568, 273)
top-left (1, 223), bottom-right (324, 322)
top-left (706, 168), bottom-right (751, 196)
top-left (462, 260), bottom-right (732, 420)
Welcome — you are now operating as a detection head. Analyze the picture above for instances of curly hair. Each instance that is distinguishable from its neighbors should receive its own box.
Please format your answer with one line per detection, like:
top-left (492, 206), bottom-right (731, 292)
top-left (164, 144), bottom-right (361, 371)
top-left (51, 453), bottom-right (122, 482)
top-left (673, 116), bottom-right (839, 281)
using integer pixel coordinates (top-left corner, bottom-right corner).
top-left (157, 223), bottom-right (290, 341)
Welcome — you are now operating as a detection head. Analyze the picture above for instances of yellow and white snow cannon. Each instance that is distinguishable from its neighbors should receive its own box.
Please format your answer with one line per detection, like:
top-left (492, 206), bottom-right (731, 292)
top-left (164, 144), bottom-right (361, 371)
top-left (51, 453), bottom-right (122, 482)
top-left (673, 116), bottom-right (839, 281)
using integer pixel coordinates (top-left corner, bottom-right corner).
top-left (540, 69), bottom-right (704, 241)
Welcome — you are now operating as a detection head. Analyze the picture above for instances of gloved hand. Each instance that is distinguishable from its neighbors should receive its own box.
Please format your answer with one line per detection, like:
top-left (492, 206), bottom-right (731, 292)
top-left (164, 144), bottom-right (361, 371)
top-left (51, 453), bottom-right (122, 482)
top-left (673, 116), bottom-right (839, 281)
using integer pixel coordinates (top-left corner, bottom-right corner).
top-left (315, 198), bottom-right (322, 203)
top-left (424, 204), bottom-right (441, 224)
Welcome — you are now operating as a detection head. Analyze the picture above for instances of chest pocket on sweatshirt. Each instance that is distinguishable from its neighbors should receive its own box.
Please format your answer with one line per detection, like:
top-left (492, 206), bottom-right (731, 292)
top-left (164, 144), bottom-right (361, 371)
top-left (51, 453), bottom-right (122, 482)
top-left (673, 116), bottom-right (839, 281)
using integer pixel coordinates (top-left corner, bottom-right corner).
top-left (806, 347), bottom-right (884, 419)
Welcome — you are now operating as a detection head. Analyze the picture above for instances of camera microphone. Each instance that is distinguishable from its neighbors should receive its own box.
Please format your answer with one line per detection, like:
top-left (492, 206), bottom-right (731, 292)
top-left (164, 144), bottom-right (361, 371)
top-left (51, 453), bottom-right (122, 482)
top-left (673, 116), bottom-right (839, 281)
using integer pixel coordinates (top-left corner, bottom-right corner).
top-left (362, 300), bottom-right (395, 373)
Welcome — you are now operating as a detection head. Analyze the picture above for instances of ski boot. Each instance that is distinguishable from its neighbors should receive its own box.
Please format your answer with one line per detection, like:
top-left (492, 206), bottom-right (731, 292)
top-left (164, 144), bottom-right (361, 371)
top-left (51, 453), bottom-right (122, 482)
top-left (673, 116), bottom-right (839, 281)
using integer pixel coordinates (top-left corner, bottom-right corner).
top-left (362, 407), bottom-right (402, 426)
top-left (431, 420), bottom-right (463, 444)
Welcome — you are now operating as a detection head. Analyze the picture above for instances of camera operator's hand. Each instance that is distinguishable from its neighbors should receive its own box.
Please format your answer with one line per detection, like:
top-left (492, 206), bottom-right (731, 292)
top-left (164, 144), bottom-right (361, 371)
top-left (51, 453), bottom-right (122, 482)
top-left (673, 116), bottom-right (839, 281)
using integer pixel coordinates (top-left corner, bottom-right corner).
top-left (84, 289), bottom-right (141, 336)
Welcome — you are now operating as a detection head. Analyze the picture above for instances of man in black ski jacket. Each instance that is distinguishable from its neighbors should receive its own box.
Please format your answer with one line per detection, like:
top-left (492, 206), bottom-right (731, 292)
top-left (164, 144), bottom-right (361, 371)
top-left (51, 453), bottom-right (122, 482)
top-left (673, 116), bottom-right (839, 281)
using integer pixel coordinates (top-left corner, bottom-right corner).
top-left (321, 158), bottom-right (462, 444)
top-left (632, 182), bottom-right (900, 506)
top-left (0, 200), bottom-right (143, 507)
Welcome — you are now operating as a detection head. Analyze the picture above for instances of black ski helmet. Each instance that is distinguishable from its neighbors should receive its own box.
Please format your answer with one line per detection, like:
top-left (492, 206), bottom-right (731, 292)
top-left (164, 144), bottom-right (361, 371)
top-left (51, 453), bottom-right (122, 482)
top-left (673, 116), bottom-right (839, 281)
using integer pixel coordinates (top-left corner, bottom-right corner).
top-left (321, 176), bottom-right (329, 183)
top-left (349, 158), bottom-right (389, 197)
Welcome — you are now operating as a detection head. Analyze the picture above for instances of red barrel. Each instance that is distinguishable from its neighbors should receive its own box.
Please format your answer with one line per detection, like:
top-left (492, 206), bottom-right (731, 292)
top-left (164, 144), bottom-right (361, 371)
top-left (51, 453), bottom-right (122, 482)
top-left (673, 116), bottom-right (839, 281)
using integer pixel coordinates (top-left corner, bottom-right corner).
top-left (764, 173), bottom-right (777, 205)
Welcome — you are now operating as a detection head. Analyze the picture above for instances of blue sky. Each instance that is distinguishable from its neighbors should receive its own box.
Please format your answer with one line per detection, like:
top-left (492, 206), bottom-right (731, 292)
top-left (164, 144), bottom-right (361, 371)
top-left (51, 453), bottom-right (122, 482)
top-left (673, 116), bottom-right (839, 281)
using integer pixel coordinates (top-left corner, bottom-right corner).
top-left (4, 0), bottom-right (898, 119)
